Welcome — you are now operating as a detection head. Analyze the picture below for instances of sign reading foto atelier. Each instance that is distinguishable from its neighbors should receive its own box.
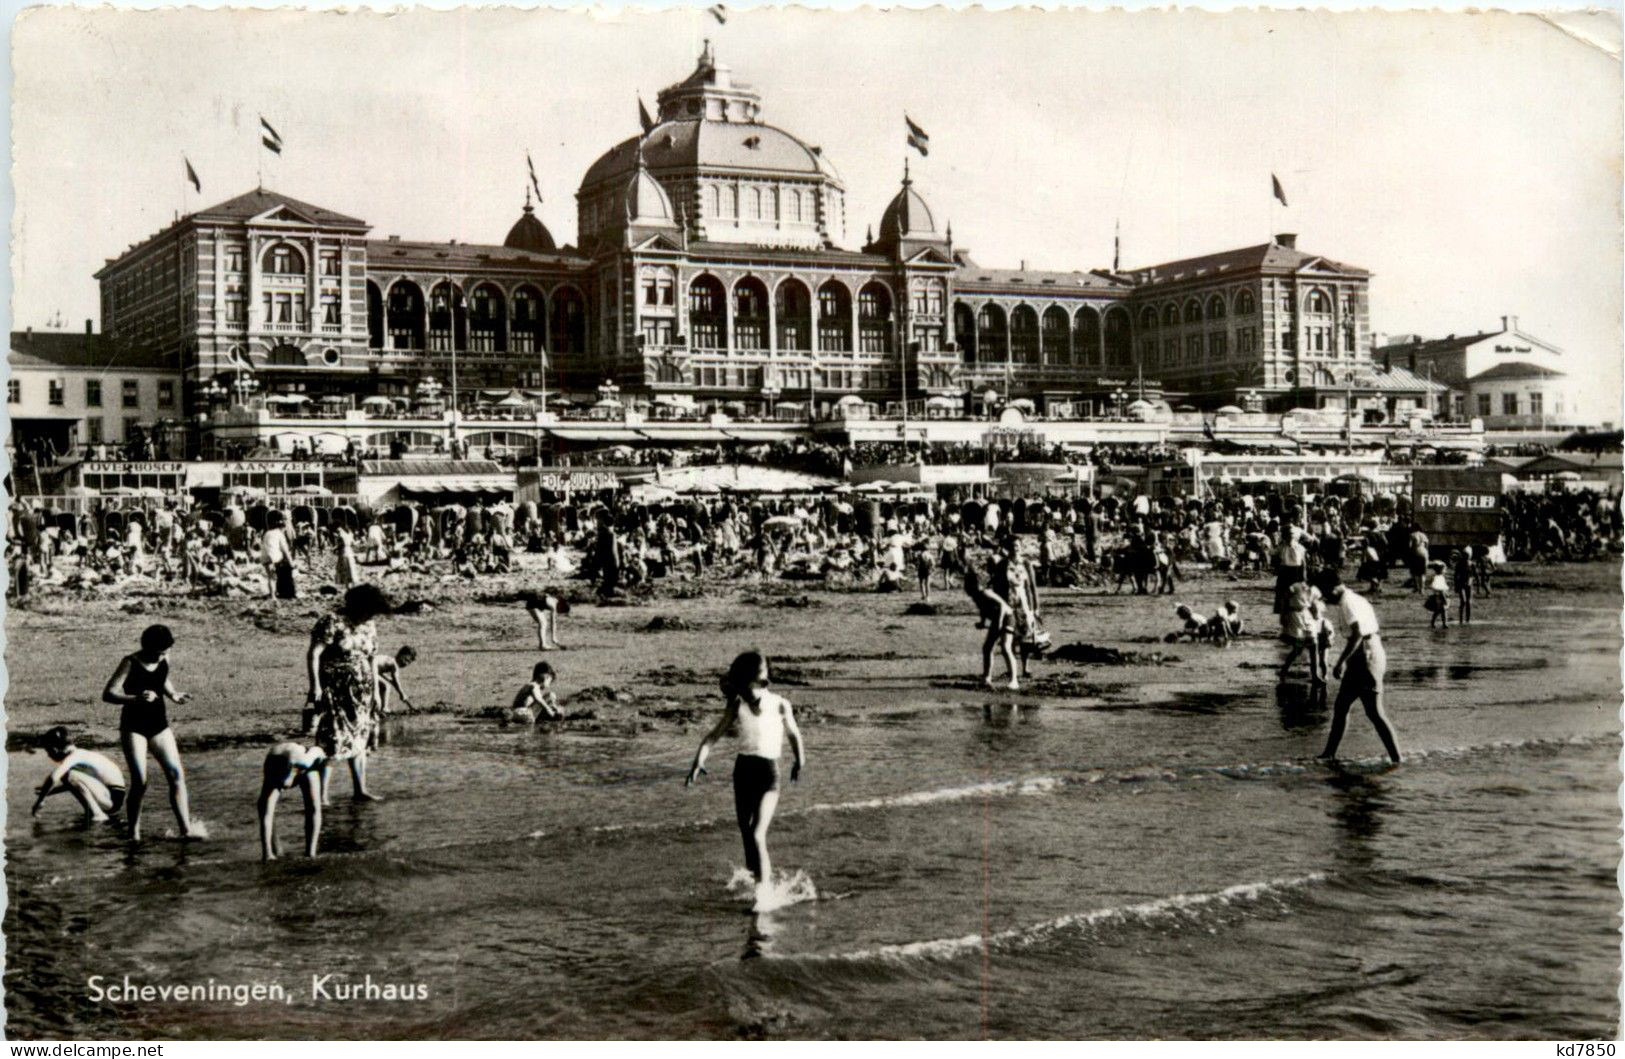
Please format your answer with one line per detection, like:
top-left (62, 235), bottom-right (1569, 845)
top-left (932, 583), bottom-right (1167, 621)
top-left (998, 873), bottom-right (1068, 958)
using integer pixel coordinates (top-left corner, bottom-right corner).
top-left (1411, 468), bottom-right (1504, 546)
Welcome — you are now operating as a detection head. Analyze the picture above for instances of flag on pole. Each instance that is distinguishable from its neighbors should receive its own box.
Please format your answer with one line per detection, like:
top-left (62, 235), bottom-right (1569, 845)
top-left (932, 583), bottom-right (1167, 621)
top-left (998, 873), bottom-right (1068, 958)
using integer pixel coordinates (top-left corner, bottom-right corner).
top-left (184, 156), bottom-right (201, 193)
top-left (1113, 218), bottom-right (1121, 272)
top-left (905, 114), bottom-right (929, 156)
top-left (708, 4), bottom-right (727, 24)
top-left (638, 96), bottom-right (655, 134)
top-left (1271, 173), bottom-right (1288, 207)
top-left (261, 115), bottom-right (283, 155)
top-left (526, 151), bottom-right (543, 202)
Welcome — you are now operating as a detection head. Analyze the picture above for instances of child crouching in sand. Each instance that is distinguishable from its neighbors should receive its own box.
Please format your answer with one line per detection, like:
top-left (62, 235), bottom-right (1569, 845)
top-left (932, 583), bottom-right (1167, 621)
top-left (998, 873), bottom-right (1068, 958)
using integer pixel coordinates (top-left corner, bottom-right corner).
top-left (510, 661), bottom-right (562, 725)
top-left (257, 741), bottom-right (325, 861)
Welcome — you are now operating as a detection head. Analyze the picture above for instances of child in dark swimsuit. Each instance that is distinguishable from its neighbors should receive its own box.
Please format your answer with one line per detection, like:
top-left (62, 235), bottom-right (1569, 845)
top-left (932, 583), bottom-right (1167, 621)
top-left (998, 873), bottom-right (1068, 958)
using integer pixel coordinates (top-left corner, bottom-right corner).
top-left (101, 624), bottom-right (195, 841)
top-left (257, 741), bottom-right (326, 860)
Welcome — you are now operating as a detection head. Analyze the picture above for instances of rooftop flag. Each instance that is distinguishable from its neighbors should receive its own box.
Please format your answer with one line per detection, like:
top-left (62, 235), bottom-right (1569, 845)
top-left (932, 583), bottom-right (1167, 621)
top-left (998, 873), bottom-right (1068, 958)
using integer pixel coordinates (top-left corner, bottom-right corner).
top-left (906, 114), bottom-right (929, 157)
top-left (184, 156), bottom-right (201, 193)
top-left (526, 150), bottom-right (543, 202)
top-left (261, 114), bottom-right (283, 155)
top-left (1271, 172), bottom-right (1288, 207)
top-left (708, 5), bottom-right (727, 25)
top-left (638, 96), bottom-right (655, 134)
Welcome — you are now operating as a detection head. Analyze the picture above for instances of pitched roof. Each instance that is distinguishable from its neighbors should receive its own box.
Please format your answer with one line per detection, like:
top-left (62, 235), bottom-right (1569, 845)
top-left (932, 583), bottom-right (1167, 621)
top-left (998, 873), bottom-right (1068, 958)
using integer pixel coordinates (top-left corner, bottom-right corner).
top-left (1375, 331), bottom-right (1500, 357)
top-left (9, 331), bottom-right (177, 372)
top-left (1468, 361), bottom-right (1567, 383)
top-left (1367, 365), bottom-right (1451, 392)
top-left (1124, 241), bottom-right (1369, 289)
top-left (365, 239), bottom-right (589, 272)
top-left (684, 241), bottom-right (887, 267)
top-left (190, 188), bottom-right (369, 229)
top-left (953, 266), bottom-right (1130, 294)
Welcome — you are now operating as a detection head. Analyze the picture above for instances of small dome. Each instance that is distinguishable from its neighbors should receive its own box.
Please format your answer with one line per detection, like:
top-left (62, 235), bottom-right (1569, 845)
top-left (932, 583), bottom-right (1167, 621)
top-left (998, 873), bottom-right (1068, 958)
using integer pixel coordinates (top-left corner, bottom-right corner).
top-left (877, 172), bottom-right (937, 245)
top-left (624, 164), bottom-right (677, 227)
top-left (503, 201), bottom-right (556, 252)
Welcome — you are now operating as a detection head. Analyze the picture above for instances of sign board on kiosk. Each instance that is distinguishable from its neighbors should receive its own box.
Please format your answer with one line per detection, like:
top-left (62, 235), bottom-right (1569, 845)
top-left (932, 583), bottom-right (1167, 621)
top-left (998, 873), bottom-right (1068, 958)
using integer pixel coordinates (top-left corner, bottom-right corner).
top-left (1411, 467), bottom-right (1503, 550)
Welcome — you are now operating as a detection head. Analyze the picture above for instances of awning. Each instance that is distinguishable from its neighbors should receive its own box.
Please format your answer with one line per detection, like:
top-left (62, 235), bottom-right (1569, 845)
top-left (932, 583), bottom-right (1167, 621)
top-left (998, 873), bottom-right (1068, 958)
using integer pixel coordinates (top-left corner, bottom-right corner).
top-left (398, 476), bottom-right (514, 495)
top-left (639, 429), bottom-right (720, 443)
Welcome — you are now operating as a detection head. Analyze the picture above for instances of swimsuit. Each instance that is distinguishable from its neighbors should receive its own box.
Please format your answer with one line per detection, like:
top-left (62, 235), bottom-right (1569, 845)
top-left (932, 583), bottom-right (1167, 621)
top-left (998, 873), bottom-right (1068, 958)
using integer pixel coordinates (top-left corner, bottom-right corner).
top-left (118, 655), bottom-right (171, 739)
top-left (733, 754), bottom-right (780, 808)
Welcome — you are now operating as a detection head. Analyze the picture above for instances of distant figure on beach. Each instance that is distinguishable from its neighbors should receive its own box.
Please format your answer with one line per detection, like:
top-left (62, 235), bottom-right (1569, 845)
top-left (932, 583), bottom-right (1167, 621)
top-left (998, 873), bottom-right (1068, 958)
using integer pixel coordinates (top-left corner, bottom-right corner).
top-left (1317, 575), bottom-right (1402, 765)
top-left (371, 646), bottom-right (417, 749)
top-left (511, 660), bottom-right (562, 724)
top-left (1425, 560), bottom-right (1451, 628)
top-left (1452, 547), bottom-right (1474, 625)
top-left (101, 624), bottom-right (196, 840)
top-left (1279, 580), bottom-right (1327, 684)
top-left (257, 741), bottom-right (325, 861)
top-left (964, 569), bottom-right (1021, 690)
top-left (687, 651), bottom-right (805, 897)
top-left (524, 592), bottom-right (571, 650)
top-left (307, 585), bottom-right (393, 804)
top-left (31, 726), bottom-right (126, 824)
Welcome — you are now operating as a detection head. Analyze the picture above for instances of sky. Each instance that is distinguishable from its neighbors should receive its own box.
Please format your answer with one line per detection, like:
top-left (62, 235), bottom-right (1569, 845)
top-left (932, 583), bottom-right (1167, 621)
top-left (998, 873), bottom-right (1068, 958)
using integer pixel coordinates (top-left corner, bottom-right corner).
top-left (10, 6), bottom-right (1622, 418)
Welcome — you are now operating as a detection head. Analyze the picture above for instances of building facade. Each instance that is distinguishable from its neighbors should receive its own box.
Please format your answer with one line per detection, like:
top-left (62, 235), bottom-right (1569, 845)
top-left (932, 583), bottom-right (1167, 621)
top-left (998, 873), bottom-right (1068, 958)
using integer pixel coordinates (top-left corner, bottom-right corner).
top-left (7, 329), bottom-right (183, 459)
top-left (84, 44), bottom-right (1394, 454)
top-left (1376, 316), bottom-right (1591, 431)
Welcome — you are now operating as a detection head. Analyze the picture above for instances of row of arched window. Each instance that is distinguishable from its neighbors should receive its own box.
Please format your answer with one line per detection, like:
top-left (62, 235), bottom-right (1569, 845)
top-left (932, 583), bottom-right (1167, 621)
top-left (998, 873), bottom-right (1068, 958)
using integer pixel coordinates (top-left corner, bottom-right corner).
top-left (955, 302), bottom-right (1133, 367)
top-left (366, 279), bottom-right (586, 357)
top-left (1135, 286), bottom-right (1345, 331)
top-left (686, 276), bottom-right (894, 353)
top-left (702, 183), bottom-right (815, 224)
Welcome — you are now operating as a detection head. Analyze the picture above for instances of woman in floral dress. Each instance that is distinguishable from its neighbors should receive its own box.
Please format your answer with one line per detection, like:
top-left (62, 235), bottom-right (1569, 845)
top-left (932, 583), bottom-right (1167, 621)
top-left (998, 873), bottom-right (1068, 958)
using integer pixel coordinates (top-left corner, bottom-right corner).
top-left (305, 584), bottom-right (392, 804)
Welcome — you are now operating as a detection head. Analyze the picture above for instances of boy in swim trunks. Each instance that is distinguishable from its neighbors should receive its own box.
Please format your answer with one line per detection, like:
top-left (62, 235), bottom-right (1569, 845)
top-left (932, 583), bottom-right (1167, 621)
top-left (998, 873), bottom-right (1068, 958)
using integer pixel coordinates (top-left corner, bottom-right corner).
top-left (370, 646), bottom-right (418, 749)
top-left (524, 593), bottom-right (571, 651)
top-left (257, 741), bottom-right (326, 860)
top-left (511, 661), bottom-right (562, 724)
top-left (31, 727), bottom-right (126, 824)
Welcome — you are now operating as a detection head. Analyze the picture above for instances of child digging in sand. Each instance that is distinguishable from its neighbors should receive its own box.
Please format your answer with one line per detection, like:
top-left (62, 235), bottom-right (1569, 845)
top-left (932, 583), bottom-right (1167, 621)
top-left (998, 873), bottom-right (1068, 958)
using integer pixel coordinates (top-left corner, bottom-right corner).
top-left (370, 646), bottom-right (418, 749)
top-left (510, 661), bottom-right (562, 725)
top-left (257, 741), bottom-right (325, 861)
top-left (31, 726), bottom-right (126, 825)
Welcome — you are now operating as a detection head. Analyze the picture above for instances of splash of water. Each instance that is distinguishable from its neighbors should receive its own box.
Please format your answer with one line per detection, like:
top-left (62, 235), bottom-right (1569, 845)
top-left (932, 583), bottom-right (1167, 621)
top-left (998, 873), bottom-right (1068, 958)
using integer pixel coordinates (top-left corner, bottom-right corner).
top-left (727, 866), bottom-right (818, 912)
top-left (164, 816), bottom-right (211, 840)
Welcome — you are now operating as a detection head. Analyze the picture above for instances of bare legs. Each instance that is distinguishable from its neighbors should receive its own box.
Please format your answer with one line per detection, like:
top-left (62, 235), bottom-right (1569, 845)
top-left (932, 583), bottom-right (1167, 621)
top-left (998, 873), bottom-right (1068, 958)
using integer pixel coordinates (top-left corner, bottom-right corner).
top-left (981, 627), bottom-right (1019, 689)
top-left (1319, 681), bottom-right (1402, 764)
top-left (121, 728), bottom-right (193, 841)
top-left (735, 787), bottom-right (781, 885)
top-left (529, 606), bottom-right (562, 650)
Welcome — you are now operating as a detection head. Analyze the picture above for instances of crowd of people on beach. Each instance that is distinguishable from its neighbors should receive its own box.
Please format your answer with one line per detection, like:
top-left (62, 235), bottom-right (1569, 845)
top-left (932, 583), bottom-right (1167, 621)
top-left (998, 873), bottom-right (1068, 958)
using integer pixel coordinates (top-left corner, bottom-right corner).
top-left (15, 454), bottom-right (1622, 906)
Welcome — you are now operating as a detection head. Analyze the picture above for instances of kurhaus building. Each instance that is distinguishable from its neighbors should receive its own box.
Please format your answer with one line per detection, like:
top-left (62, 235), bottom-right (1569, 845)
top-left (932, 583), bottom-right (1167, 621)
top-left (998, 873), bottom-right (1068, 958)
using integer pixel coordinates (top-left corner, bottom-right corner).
top-left (92, 44), bottom-right (1384, 434)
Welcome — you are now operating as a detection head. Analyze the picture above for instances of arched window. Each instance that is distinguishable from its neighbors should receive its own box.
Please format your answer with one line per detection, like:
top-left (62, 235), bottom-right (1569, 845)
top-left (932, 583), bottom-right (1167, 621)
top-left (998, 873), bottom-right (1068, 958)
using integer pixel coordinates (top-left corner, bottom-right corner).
top-left (263, 243), bottom-right (305, 276)
top-left (734, 277), bottom-right (769, 351)
top-left (427, 282), bottom-right (466, 353)
top-left (1074, 307), bottom-right (1101, 365)
top-left (1139, 306), bottom-right (1158, 331)
top-left (766, 187), bottom-right (779, 221)
top-left (366, 281), bottom-right (384, 350)
top-left (722, 185), bottom-right (738, 219)
top-left (386, 280), bottom-right (424, 350)
top-left (705, 185), bottom-right (720, 218)
top-left (1206, 294), bottom-right (1227, 320)
top-left (1162, 304), bottom-right (1179, 327)
top-left (1184, 299), bottom-right (1203, 324)
top-left (858, 282), bottom-right (892, 353)
top-left (977, 304), bottom-right (1008, 362)
top-left (954, 302), bottom-right (978, 364)
top-left (1041, 306), bottom-right (1070, 364)
top-left (787, 190), bottom-right (802, 223)
top-left (468, 285), bottom-right (507, 353)
top-left (549, 286), bottom-right (586, 356)
top-left (818, 281), bottom-right (852, 352)
top-left (1010, 306), bottom-right (1040, 364)
top-left (688, 276), bottom-right (726, 351)
top-left (511, 285), bottom-right (545, 355)
top-left (776, 279), bottom-right (812, 352)
top-left (745, 187), bottom-right (762, 221)
top-left (1104, 306), bottom-right (1133, 366)
top-left (1307, 289), bottom-right (1331, 314)
top-left (1236, 289), bottom-right (1256, 316)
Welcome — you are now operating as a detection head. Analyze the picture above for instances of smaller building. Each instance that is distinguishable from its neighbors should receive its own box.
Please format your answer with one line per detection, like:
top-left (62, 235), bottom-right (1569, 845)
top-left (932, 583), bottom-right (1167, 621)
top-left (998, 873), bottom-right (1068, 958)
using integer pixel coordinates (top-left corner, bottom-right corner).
top-left (1376, 316), bottom-right (1589, 432)
top-left (8, 328), bottom-right (184, 460)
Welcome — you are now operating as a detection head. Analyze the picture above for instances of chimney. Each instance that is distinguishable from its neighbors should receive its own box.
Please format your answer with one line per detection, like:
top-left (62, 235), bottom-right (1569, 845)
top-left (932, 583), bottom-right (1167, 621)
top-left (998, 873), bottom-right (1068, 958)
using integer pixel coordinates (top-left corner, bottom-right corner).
top-left (1275, 233), bottom-right (1297, 249)
top-left (1019, 260), bottom-right (1027, 271)
top-left (85, 318), bottom-right (93, 335)
top-left (1502, 314), bottom-right (1518, 333)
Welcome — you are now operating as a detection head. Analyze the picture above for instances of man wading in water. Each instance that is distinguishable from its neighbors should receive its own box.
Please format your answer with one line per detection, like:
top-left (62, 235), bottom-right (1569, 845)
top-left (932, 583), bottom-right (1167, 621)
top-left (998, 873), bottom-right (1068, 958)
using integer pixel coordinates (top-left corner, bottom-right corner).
top-left (1316, 573), bottom-right (1402, 765)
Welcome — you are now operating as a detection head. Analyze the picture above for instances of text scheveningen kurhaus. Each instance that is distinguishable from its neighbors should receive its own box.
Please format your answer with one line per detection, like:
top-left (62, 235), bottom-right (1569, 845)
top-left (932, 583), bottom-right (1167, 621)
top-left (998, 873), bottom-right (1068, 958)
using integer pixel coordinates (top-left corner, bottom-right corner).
top-left (86, 974), bottom-right (430, 1006)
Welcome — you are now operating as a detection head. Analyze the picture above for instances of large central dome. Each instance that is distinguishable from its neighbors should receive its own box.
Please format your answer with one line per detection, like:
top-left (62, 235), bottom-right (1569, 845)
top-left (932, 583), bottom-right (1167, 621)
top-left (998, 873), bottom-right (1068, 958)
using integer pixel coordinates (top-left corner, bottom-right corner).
top-left (576, 43), bottom-right (846, 252)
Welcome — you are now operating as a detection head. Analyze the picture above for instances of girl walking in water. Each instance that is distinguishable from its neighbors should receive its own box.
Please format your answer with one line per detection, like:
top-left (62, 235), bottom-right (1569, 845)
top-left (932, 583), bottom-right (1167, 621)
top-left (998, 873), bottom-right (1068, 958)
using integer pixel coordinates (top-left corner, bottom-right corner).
top-left (686, 652), bottom-right (805, 900)
top-left (101, 624), bottom-right (196, 840)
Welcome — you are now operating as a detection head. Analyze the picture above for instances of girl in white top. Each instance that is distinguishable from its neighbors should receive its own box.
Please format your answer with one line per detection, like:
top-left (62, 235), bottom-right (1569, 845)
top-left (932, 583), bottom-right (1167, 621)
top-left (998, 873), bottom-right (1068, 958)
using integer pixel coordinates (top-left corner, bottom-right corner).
top-left (687, 652), bottom-right (805, 890)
